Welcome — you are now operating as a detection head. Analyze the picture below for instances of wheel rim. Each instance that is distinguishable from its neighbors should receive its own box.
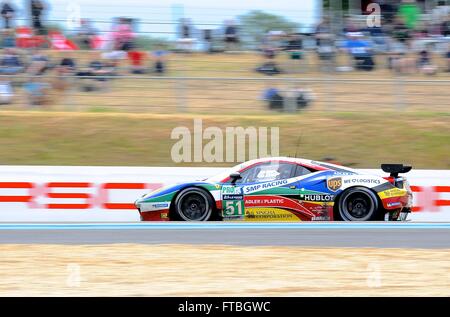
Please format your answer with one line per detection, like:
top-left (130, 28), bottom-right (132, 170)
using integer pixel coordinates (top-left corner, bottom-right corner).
top-left (177, 191), bottom-right (210, 221)
top-left (341, 192), bottom-right (374, 221)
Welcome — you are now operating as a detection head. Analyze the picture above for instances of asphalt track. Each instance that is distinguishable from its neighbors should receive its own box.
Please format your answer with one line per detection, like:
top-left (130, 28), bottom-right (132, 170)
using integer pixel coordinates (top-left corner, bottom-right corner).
top-left (0, 223), bottom-right (449, 248)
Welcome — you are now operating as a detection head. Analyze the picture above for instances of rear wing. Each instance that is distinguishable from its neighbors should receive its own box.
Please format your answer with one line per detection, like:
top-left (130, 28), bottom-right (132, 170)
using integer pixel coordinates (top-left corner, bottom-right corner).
top-left (381, 164), bottom-right (412, 178)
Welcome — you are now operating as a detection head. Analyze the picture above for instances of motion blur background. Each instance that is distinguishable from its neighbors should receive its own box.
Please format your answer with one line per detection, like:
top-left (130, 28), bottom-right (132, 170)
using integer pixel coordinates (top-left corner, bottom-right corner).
top-left (0, 1), bottom-right (449, 297)
top-left (0, 0), bottom-right (448, 168)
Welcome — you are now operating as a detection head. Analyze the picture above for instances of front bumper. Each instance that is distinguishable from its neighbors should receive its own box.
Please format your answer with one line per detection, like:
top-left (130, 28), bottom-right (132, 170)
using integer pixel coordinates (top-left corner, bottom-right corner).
top-left (140, 209), bottom-right (170, 221)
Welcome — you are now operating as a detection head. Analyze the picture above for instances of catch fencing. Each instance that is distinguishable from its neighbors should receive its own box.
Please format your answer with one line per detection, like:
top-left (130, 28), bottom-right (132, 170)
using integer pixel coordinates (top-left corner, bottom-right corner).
top-left (2, 74), bottom-right (450, 114)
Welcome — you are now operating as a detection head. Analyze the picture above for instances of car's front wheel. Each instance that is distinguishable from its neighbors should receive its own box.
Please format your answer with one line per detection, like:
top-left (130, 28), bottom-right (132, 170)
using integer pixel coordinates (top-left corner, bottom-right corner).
top-left (173, 188), bottom-right (213, 221)
top-left (337, 187), bottom-right (381, 221)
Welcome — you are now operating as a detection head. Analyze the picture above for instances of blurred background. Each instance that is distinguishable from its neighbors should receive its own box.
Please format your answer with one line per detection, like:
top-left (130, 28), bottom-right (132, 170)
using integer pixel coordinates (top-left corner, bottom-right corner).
top-left (0, 0), bottom-right (448, 168)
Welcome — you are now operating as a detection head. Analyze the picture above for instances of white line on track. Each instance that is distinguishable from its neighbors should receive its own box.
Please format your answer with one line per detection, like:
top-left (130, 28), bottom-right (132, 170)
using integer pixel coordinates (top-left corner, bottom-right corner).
top-left (0, 222), bottom-right (449, 230)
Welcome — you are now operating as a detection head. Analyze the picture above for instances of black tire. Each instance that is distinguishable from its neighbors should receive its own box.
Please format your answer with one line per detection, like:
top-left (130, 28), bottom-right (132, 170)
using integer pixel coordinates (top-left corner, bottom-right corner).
top-left (173, 187), bottom-right (214, 221)
top-left (337, 187), bottom-right (380, 221)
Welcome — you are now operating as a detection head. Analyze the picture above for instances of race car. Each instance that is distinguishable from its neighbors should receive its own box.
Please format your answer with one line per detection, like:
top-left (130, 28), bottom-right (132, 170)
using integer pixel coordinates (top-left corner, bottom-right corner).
top-left (135, 157), bottom-right (413, 222)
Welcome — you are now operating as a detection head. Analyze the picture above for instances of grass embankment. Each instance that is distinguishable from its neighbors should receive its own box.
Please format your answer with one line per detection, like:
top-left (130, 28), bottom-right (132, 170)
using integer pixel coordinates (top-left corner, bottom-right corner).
top-left (0, 111), bottom-right (448, 168)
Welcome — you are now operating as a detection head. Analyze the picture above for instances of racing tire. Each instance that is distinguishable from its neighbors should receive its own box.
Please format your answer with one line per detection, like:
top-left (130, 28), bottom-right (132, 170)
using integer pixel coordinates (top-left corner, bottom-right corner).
top-left (173, 187), bottom-right (214, 221)
top-left (337, 187), bottom-right (380, 221)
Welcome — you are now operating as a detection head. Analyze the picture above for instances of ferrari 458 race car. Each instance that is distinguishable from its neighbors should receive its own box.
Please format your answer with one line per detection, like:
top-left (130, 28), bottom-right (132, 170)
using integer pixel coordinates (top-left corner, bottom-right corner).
top-left (135, 157), bottom-right (413, 222)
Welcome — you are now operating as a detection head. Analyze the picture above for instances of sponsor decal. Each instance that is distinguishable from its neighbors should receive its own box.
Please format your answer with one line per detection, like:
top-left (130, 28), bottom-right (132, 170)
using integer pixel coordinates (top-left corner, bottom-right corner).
top-left (378, 188), bottom-right (406, 199)
top-left (222, 200), bottom-right (245, 217)
top-left (387, 202), bottom-right (402, 208)
top-left (160, 212), bottom-right (168, 219)
top-left (343, 178), bottom-right (381, 185)
top-left (222, 185), bottom-right (243, 195)
top-left (243, 207), bottom-right (300, 222)
top-left (152, 203), bottom-right (169, 209)
top-left (300, 194), bottom-right (334, 202)
top-left (246, 198), bottom-right (285, 205)
top-left (312, 216), bottom-right (331, 221)
top-left (223, 194), bottom-right (243, 200)
top-left (221, 185), bottom-right (244, 201)
top-left (243, 179), bottom-right (288, 194)
top-left (327, 177), bottom-right (342, 192)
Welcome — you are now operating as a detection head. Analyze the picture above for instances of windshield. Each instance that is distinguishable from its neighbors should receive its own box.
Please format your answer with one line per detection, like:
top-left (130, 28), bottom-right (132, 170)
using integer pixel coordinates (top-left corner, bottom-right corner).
top-left (206, 161), bottom-right (251, 183)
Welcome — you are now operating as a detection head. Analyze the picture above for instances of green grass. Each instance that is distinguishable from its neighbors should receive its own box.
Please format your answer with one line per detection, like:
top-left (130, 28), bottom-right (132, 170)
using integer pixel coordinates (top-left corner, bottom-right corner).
top-left (0, 111), bottom-right (448, 169)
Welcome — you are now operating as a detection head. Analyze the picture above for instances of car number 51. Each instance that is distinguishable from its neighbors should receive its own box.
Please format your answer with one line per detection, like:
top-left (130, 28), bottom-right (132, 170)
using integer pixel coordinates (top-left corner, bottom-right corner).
top-left (224, 200), bottom-right (244, 216)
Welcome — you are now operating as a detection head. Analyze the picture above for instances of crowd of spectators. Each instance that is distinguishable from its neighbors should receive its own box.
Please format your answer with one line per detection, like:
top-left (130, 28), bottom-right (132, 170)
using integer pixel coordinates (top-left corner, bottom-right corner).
top-left (0, 0), bottom-right (448, 111)
top-left (257, 0), bottom-right (450, 111)
top-left (255, 0), bottom-right (450, 77)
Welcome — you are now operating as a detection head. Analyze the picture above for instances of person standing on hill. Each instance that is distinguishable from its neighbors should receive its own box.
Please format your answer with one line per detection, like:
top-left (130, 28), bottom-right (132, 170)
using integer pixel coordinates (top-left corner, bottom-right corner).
top-left (1, 1), bottom-right (15, 29)
top-left (30, 0), bottom-right (45, 33)
top-left (398, 0), bottom-right (421, 30)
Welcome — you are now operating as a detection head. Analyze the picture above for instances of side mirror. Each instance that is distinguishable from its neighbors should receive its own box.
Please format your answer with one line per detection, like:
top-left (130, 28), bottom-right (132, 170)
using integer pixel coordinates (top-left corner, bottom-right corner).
top-left (229, 172), bottom-right (242, 184)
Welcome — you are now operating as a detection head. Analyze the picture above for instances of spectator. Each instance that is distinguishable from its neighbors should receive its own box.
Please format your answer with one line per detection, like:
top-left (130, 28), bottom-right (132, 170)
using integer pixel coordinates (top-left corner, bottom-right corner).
top-left (261, 30), bottom-right (277, 59)
top-left (23, 75), bottom-right (50, 106)
top-left (76, 53), bottom-right (115, 92)
top-left (75, 19), bottom-right (97, 49)
top-left (446, 48), bottom-right (450, 72)
top-left (386, 36), bottom-right (411, 73)
top-left (150, 45), bottom-right (168, 74)
top-left (417, 49), bottom-right (437, 75)
top-left (342, 16), bottom-right (359, 34)
top-left (442, 15), bottom-right (450, 37)
top-left (285, 33), bottom-right (303, 60)
top-left (262, 86), bottom-right (283, 111)
top-left (203, 29), bottom-right (213, 53)
top-left (0, 48), bottom-right (23, 75)
top-left (30, 0), bottom-right (45, 34)
top-left (281, 85), bottom-right (313, 111)
top-left (315, 17), bottom-right (336, 72)
top-left (262, 84), bottom-right (313, 112)
top-left (431, 1), bottom-right (450, 23)
top-left (285, 33), bottom-right (304, 73)
top-left (1, 1), bottom-right (15, 29)
top-left (0, 79), bottom-right (13, 104)
top-left (392, 16), bottom-right (412, 44)
top-left (177, 18), bottom-right (195, 52)
top-left (26, 48), bottom-right (49, 76)
top-left (343, 32), bottom-right (375, 71)
top-left (128, 50), bottom-right (148, 74)
top-left (59, 56), bottom-right (76, 71)
top-left (224, 20), bottom-right (239, 52)
top-left (101, 50), bottom-right (126, 73)
top-left (53, 55), bottom-right (76, 91)
top-left (1, 28), bottom-right (15, 48)
top-left (379, 0), bottom-right (398, 25)
top-left (256, 30), bottom-right (285, 75)
top-left (112, 17), bottom-right (135, 51)
top-left (398, 0), bottom-right (421, 30)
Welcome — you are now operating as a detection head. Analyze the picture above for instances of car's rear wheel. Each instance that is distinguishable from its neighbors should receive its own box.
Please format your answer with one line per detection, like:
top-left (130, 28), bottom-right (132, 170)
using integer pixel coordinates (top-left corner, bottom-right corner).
top-left (337, 187), bottom-right (380, 221)
top-left (173, 188), bottom-right (213, 221)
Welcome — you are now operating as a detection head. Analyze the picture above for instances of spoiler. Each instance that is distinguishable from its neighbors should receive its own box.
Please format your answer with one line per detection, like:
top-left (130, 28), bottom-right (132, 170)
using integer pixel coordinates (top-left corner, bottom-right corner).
top-left (381, 164), bottom-right (412, 177)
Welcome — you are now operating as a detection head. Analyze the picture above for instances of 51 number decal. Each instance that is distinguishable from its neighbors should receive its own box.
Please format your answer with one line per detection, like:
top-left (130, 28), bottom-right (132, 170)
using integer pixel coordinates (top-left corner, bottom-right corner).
top-left (223, 200), bottom-right (244, 216)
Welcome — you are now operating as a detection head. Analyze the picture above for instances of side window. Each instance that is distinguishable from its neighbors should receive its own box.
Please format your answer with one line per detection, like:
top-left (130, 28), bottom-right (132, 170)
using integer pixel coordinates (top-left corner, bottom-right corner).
top-left (293, 165), bottom-right (313, 177)
top-left (234, 162), bottom-right (297, 183)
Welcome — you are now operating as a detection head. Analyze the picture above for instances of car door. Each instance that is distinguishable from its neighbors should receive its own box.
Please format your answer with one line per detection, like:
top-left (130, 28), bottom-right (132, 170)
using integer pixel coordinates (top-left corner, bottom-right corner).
top-left (221, 161), bottom-right (300, 220)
